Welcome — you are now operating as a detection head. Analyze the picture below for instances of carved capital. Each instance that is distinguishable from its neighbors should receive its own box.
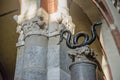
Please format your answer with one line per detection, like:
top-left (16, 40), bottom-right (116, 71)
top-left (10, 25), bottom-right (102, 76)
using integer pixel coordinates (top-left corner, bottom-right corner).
top-left (16, 25), bottom-right (25, 47)
top-left (49, 7), bottom-right (75, 34)
top-left (21, 16), bottom-right (48, 38)
top-left (61, 8), bottom-right (75, 34)
top-left (48, 22), bottom-right (66, 37)
top-left (67, 46), bottom-right (97, 62)
top-left (14, 8), bottom-right (49, 46)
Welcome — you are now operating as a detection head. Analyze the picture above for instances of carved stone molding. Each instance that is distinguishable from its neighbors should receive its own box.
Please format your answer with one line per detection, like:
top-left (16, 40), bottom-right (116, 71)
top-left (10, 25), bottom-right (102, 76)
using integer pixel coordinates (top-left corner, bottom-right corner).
top-left (16, 25), bottom-right (25, 47)
top-left (21, 16), bottom-right (48, 38)
top-left (60, 8), bottom-right (75, 34)
top-left (49, 7), bottom-right (75, 34)
top-left (67, 46), bottom-right (97, 62)
top-left (15, 15), bottom-right (48, 47)
top-left (13, 8), bottom-right (49, 46)
top-left (112, 0), bottom-right (120, 13)
top-left (48, 23), bottom-right (66, 37)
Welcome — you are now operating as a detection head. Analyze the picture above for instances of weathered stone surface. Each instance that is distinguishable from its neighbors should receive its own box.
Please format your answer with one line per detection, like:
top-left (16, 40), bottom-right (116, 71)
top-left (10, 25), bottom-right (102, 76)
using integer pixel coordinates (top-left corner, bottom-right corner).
top-left (60, 69), bottom-right (70, 80)
top-left (60, 40), bottom-right (72, 74)
top-left (23, 69), bottom-right (47, 80)
top-left (47, 67), bottom-right (60, 80)
top-left (23, 46), bottom-right (47, 80)
top-left (23, 46), bottom-right (47, 68)
top-left (47, 45), bottom-right (60, 67)
top-left (25, 35), bottom-right (48, 47)
top-left (14, 46), bottom-right (24, 80)
top-left (47, 35), bottom-right (71, 80)
top-left (47, 36), bottom-right (60, 80)
top-left (21, 34), bottom-right (48, 80)
top-left (70, 61), bottom-right (96, 80)
top-left (67, 46), bottom-right (97, 80)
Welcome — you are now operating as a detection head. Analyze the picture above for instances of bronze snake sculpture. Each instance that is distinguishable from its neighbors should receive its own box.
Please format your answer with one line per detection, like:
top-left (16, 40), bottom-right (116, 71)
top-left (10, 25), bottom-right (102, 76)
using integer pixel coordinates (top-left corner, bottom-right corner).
top-left (58, 22), bottom-right (102, 49)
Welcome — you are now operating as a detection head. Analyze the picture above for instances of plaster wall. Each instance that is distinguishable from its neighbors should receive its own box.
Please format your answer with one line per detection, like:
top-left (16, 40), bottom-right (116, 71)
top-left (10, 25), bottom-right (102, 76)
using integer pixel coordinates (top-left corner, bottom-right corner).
top-left (105, 0), bottom-right (120, 31)
top-left (0, 0), bottom-right (19, 79)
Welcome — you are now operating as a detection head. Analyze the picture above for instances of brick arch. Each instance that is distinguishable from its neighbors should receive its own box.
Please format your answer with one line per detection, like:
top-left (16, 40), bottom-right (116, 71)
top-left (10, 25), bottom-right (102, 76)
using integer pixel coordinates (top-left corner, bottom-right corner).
top-left (92, 0), bottom-right (120, 54)
top-left (91, 1), bottom-right (115, 80)
top-left (91, 0), bottom-right (120, 80)
top-left (71, 0), bottom-right (116, 80)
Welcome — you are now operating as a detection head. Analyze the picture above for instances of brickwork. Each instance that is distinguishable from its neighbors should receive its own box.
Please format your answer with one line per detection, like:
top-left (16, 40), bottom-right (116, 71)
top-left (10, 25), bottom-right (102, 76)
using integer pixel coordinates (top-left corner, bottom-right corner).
top-left (41, 0), bottom-right (58, 14)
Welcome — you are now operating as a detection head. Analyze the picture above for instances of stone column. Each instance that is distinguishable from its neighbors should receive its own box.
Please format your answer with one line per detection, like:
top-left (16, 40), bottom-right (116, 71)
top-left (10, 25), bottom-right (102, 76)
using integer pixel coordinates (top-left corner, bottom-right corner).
top-left (14, 6), bottom-right (49, 79)
top-left (68, 46), bottom-right (97, 80)
top-left (47, 0), bottom-right (75, 80)
top-left (14, 25), bottom-right (25, 80)
top-left (21, 15), bottom-right (48, 80)
top-left (47, 22), bottom-right (71, 80)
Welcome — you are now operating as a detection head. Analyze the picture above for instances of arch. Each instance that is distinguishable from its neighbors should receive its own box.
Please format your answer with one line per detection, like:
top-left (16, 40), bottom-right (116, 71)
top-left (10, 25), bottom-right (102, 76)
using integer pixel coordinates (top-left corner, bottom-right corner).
top-left (69, 0), bottom-right (120, 80)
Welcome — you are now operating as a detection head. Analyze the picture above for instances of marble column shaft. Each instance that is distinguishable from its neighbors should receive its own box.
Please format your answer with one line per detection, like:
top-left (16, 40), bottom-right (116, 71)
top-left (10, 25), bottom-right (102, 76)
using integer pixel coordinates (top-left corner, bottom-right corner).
top-left (20, 16), bottom-right (48, 80)
top-left (47, 22), bottom-right (71, 80)
top-left (14, 45), bottom-right (24, 80)
top-left (23, 35), bottom-right (48, 80)
top-left (68, 46), bottom-right (97, 80)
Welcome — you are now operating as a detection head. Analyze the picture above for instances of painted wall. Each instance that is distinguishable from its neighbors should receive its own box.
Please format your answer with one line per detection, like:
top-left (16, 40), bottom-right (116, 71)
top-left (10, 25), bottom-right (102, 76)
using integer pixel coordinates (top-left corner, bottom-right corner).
top-left (0, 0), bottom-right (19, 80)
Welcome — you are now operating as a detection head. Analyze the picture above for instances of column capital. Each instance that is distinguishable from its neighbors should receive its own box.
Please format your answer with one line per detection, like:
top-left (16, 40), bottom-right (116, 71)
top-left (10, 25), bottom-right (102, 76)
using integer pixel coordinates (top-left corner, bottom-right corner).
top-left (16, 25), bottom-right (25, 47)
top-left (21, 16), bottom-right (48, 38)
top-left (67, 46), bottom-right (97, 62)
top-left (49, 2), bottom-right (75, 34)
top-left (15, 15), bottom-right (48, 47)
top-left (48, 22), bottom-right (66, 37)
top-left (13, 8), bottom-right (49, 46)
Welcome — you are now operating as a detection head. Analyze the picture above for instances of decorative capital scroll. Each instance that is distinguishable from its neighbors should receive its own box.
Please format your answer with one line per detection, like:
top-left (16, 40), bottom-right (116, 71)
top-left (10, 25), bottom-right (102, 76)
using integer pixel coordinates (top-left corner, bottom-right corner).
top-left (67, 45), bottom-right (97, 62)
top-left (21, 16), bottom-right (48, 38)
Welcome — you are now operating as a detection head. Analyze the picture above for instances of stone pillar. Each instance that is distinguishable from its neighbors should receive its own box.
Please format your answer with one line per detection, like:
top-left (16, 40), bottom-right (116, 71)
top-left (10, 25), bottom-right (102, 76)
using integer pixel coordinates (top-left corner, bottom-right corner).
top-left (21, 16), bottom-right (48, 80)
top-left (14, 0), bottom-right (75, 80)
top-left (68, 46), bottom-right (97, 80)
top-left (47, 0), bottom-right (75, 80)
top-left (49, 0), bottom-right (75, 34)
top-left (14, 6), bottom-right (49, 79)
top-left (47, 22), bottom-right (72, 80)
top-left (14, 23), bottom-right (25, 80)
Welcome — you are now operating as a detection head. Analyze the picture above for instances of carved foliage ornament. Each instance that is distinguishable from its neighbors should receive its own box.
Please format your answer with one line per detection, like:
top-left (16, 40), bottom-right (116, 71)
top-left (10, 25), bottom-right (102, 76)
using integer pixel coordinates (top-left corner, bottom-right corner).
top-left (21, 16), bottom-right (48, 37)
top-left (67, 45), bottom-right (97, 62)
top-left (112, 0), bottom-right (120, 13)
top-left (15, 15), bottom-right (48, 47)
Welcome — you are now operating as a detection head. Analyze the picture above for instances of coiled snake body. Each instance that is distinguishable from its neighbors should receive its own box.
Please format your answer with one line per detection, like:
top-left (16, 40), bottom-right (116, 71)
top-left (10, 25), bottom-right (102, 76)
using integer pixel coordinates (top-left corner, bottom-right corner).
top-left (58, 22), bottom-right (102, 49)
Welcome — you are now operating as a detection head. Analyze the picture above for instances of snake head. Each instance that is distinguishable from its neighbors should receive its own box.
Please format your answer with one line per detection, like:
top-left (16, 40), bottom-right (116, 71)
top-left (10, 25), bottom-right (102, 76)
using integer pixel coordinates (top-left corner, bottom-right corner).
top-left (94, 21), bottom-right (102, 26)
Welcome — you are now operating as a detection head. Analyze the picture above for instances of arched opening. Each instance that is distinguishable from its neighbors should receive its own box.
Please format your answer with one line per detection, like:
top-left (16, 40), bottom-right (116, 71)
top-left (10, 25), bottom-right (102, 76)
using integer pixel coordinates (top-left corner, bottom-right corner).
top-left (69, 0), bottom-right (119, 79)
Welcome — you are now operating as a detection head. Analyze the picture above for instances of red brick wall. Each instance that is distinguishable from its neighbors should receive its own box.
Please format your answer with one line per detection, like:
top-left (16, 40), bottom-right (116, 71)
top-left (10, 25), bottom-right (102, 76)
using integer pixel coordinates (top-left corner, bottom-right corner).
top-left (41, 0), bottom-right (58, 14)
